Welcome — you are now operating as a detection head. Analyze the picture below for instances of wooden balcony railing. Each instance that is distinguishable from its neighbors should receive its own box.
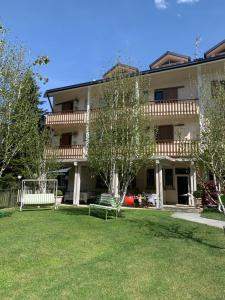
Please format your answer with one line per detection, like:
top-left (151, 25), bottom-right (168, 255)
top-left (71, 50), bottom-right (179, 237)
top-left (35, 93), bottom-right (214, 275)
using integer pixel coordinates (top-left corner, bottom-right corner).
top-left (46, 111), bottom-right (87, 126)
top-left (46, 140), bottom-right (198, 160)
top-left (46, 145), bottom-right (85, 159)
top-left (155, 140), bottom-right (198, 157)
top-left (144, 99), bottom-right (199, 116)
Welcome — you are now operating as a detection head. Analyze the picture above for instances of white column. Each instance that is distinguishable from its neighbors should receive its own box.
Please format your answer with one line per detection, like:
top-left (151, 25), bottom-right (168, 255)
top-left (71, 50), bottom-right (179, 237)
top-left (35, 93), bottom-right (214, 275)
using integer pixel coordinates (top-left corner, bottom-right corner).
top-left (190, 164), bottom-right (197, 206)
top-left (156, 160), bottom-right (164, 209)
top-left (197, 65), bottom-right (204, 133)
top-left (73, 162), bottom-right (81, 206)
top-left (85, 86), bottom-right (91, 156)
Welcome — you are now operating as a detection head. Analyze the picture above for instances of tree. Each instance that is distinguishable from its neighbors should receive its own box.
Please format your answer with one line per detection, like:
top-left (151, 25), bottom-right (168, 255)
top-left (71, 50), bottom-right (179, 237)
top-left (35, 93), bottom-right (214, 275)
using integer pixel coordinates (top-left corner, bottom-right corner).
top-left (0, 23), bottom-right (54, 184)
top-left (88, 70), bottom-right (155, 201)
top-left (194, 76), bottom-right (225, 213)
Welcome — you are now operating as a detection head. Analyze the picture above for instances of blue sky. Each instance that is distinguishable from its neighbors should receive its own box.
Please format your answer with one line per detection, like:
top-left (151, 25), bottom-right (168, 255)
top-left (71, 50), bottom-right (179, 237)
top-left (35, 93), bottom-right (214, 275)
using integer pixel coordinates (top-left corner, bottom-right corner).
top-left (0, 0), bottom-right (224, 110)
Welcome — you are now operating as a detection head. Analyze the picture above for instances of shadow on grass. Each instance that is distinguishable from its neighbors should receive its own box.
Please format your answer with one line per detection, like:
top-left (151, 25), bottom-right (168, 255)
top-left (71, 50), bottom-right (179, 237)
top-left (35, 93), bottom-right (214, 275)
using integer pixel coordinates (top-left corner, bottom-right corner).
top-left (128, 218), bottom-right (225, 250)
top-left (58, 206), bottom-right (125, 220)
top-left (18, 207), bottom-right (55, 212)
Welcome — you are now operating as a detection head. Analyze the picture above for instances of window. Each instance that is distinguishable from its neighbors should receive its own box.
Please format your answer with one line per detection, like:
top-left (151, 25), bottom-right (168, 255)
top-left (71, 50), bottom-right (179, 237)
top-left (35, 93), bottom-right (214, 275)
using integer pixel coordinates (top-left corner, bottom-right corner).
top-left (175, 168), bottom-right (190, 175)
top-left (154, 87), bottom-right (178, 101)
top-left (154, 91), bottom-right (163, 101)
top-left (156, 125), bottom-right (174, 141)
top-left (147, 169), bottom-right (155, 189)
top-left (161, 59), bottom-right (179, 66)
top-left (164, 169), bottom-right (173, 188)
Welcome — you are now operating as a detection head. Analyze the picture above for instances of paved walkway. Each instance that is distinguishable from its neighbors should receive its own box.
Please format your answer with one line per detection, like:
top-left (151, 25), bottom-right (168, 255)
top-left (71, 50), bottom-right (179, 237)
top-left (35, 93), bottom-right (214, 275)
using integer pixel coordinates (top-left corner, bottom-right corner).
top-left (172, 212), bottom-right (225, 229)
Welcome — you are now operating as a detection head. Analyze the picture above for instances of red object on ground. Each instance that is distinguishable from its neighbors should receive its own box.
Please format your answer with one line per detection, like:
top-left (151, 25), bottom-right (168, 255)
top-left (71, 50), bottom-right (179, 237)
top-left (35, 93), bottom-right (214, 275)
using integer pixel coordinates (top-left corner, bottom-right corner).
top-left (124, 195), bottom-right (135, 206)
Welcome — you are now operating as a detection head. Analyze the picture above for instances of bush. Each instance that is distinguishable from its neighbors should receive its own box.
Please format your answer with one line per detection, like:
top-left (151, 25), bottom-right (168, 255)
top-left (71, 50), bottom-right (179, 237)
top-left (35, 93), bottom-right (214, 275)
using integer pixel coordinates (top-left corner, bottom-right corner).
top-left (202, 181), bottom-right (218, 206)
top-left (0, 210), bottom-right (13, 218)
top-left (221, 195), bottom-right (225, 205)
top-left (57, 190), bottom-right (63, 197)
top-left (193, 190), bottom-right (202, 198)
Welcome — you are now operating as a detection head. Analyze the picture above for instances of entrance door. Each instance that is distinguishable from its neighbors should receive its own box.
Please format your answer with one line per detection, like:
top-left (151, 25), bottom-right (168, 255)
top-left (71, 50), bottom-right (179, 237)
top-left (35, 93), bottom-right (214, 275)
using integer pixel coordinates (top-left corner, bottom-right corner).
top-left (177, 176), bottom-right (189, 204)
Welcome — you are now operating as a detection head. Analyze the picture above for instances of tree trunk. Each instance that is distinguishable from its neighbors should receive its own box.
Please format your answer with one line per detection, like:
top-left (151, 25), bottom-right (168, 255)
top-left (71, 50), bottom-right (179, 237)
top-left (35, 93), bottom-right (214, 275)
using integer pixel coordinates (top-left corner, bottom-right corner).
top-left (213, 174), bottom-right (225, 214)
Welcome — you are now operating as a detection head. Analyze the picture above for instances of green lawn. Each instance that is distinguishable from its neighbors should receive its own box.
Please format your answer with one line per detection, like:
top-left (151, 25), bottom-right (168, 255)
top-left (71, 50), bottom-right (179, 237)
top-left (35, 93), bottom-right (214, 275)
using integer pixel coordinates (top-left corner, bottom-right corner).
top-left (0, 207), bottom-right (225, 300)
top-left (201, 207), bottom-right (225, 221)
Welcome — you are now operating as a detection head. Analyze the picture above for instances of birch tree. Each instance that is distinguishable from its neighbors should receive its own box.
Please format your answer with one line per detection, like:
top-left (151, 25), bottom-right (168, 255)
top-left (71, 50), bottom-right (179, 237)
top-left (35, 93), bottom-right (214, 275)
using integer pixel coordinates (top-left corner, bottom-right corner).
top-left (195, 76), bottom-right (225, 213)
top-left (88, 70), bottom-right (155, 201)
top-left (0, 24), bottom-right (50, 180)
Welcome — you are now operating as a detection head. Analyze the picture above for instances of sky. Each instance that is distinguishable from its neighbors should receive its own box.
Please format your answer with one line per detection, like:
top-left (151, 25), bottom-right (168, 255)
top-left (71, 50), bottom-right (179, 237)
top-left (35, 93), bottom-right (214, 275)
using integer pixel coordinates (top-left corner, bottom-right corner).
top-left (0, 0), bottom-right (224, 111)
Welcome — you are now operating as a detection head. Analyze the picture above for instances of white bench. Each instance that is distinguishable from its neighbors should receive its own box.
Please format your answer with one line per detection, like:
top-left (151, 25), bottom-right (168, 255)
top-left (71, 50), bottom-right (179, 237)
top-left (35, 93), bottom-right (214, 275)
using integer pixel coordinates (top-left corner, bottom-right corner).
top-left (20, 193), bottom-right (57, 211)
top-left (89, 194), bottom-right (121, 220)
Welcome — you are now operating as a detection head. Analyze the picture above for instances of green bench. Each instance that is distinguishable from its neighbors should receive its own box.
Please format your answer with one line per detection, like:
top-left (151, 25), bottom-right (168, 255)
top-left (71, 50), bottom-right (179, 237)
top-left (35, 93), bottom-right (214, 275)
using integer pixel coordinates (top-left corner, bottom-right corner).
top-left (89, 194), bottom-right (122, 220)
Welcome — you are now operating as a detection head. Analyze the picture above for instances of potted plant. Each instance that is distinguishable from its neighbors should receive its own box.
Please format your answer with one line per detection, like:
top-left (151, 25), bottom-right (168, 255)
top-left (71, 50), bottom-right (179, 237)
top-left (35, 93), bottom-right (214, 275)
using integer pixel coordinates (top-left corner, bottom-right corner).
top-left (56, 190), bottom-right (64, 204)
top-left (193, 189), bottom-right (202, 207)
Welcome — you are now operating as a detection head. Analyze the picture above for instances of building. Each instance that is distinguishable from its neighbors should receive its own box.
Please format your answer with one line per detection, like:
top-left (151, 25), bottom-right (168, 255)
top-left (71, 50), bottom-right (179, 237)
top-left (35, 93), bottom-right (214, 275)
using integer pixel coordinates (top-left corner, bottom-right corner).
top-left (45, 39), bottom-right (225, 208)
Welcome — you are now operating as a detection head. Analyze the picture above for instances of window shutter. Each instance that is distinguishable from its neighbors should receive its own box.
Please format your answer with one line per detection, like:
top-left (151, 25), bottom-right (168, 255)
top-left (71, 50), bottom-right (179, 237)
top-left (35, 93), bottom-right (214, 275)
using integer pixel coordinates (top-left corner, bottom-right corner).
top-left (62, 101), bottom-right (73, 112)
top-left (157, 125), bottom-right (174, 141)
top-left (163, 88), bottom-right (178, 100)
top-left (60, 133), bottom-right (72, 146)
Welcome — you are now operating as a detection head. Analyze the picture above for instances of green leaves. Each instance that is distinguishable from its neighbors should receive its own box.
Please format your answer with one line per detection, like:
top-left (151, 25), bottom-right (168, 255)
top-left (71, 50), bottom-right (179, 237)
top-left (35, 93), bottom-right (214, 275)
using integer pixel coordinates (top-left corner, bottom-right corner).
top-left (88, 70), bottom-right (155, 197)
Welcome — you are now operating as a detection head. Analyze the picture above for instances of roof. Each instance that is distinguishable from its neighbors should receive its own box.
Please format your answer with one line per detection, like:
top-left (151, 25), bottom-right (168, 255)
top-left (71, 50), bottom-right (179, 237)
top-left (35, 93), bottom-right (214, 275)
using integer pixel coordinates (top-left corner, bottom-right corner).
top-left (44, 53), bottom-right (225, 97)
top-left (149, 51), bottom-right (191, 69)
top-left (204, 39), bottom-right (225, 58)
top-left (102, 62), bottom-right (139, 78)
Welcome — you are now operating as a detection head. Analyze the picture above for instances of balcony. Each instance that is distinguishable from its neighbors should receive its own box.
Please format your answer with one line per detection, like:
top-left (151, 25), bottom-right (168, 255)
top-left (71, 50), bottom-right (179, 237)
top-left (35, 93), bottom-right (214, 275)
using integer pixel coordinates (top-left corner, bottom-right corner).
top-left (46, 145), bottom-right (85, 160)
top-left (144, 99), bottom-right (199, 117)
top-left (155, 140), bottom-right (198, 157)
top-left (46, 111), bottom-right (87, 127)
top-left (46, 140), bottom-right (198, 160)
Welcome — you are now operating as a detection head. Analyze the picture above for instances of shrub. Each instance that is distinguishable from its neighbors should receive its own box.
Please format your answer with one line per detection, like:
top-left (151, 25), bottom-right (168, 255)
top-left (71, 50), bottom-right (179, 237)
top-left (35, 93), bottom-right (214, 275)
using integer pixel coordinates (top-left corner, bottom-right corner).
top-left (202, 181), bottom-right (218, 206)
top-left (57, 190), bottom-right (63, 197)
top-left (193, 190), bottom-right (202, 198)
top-left (0, 210), bottom-right (13, 218)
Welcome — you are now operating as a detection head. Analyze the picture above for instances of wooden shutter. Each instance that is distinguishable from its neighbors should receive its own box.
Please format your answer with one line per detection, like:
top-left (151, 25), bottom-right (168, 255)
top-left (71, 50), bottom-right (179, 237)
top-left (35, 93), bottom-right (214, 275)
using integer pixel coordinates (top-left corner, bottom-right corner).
top-left (60, 133), bottom-right (72, 146)
top-left (157, 125), bottom-right (174, 141)
top-left (62, 101), bottom-right (73, 112)
top-left (163, 88), bottom-right (178, 100)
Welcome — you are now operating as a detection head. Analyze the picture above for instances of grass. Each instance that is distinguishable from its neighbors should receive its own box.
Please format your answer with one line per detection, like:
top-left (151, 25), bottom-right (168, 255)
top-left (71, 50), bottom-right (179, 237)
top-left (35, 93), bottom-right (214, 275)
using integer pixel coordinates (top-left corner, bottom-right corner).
top-left (201, 207), bottom-right (225, 221)
top-left (0, 207), bottom-right (225, 300)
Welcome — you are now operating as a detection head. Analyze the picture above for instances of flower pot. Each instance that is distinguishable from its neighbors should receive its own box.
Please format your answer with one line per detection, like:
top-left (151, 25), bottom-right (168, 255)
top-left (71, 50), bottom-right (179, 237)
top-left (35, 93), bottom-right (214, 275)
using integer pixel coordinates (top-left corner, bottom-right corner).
top-left (56, 196), bottom-right (63, 204)
top-left (194, 197), bottom-right (202, 207)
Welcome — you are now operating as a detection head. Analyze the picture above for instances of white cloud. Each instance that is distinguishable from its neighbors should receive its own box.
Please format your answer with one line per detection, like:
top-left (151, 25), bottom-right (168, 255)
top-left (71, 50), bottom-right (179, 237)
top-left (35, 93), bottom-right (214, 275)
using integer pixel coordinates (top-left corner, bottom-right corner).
top-left (154, 0), bottom-right (169, 9)
top-left (177, 0), bottom-right (199, 4)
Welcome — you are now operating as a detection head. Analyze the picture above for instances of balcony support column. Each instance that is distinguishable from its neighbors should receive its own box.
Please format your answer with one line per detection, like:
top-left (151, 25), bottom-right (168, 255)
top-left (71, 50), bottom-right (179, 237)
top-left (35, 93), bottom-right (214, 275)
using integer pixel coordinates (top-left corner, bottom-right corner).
top-left (85, 86), bottom-right (91, 156)
top-left (73, 162), bottom-right (81, 206)
top-left (197, 65), bottom-right (204, 132)
top-left (190, 162), bottom-right (197, 206)
top-left (156, 160), bottom-right (164, 209)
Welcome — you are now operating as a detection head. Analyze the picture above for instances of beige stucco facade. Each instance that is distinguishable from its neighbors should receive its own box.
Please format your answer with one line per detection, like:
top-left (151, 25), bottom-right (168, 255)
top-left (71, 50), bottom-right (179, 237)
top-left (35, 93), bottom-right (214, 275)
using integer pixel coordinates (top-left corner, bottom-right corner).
top-left (45, 50), bottom-right (225, 207)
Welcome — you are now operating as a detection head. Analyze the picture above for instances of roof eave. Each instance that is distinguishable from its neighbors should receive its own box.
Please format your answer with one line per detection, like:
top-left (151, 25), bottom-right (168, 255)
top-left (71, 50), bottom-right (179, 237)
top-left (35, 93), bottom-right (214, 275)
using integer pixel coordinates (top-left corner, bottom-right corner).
top-left (44, 54), bottom-right (225, 97)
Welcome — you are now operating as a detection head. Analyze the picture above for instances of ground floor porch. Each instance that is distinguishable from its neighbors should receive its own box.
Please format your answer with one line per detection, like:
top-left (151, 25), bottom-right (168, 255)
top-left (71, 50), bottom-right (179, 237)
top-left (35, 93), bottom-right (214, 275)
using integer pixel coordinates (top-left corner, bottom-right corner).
top-left (56, 157), bottom-right (197, 208)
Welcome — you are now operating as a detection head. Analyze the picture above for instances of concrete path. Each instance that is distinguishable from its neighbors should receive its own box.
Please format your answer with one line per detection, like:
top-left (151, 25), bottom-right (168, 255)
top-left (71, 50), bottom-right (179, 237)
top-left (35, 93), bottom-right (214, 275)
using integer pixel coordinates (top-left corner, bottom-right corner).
top-left (172, 212), bottom-right (225, 229)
